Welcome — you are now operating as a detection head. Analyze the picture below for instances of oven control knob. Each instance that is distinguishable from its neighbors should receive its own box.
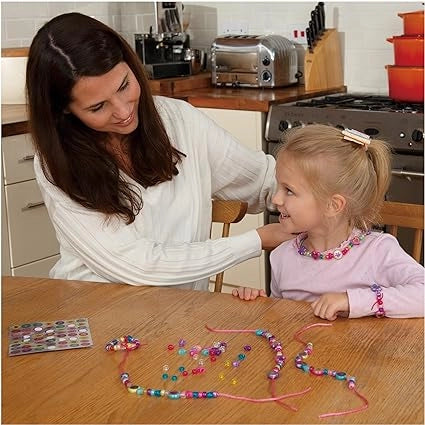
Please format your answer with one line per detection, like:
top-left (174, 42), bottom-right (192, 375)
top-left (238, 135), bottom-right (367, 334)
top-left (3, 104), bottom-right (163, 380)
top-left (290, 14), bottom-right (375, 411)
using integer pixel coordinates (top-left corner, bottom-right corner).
top-left (262, 57), bottom-right (271, 66)
top-left (278, 120), bottom-right (289, 132)
top-left (262, 71), bottom-right (272, 82)
top-left (412, 129), bottom-right (423, 143)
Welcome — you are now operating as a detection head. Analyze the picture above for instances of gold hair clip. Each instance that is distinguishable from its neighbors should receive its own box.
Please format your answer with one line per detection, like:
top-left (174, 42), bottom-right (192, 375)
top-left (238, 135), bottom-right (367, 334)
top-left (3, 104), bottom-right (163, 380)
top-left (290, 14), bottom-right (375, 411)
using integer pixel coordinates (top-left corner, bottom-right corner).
top-left (341, 129), bottom-right (371, 150)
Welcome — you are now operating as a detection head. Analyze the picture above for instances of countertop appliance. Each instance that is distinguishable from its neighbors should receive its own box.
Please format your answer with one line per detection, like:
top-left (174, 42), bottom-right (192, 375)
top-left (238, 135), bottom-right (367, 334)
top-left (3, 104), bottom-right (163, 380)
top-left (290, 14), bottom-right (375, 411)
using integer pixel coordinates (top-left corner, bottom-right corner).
top-left (211, 34), bottom-right (299, 88)
top-left (263, 94), bottom-right (424, 291)
top-left (135, 32), bottom-right (191, 79)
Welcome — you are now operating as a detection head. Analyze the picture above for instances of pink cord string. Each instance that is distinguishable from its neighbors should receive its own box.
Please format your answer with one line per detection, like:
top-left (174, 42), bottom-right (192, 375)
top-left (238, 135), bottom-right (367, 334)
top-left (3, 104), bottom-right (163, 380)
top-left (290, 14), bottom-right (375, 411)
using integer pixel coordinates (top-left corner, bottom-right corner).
top-left (269, 378), bottom-right (312, 411)
top-left (293, 322), bottom-right (369, 418)
top-left (293, 322), bottom-right (332, 345)
top-left (318, 388), bottom-right (369, 418)
top-left (206, 324), bottom-right (312, 409)
top-left (218, 388), bottom-right (310, 403)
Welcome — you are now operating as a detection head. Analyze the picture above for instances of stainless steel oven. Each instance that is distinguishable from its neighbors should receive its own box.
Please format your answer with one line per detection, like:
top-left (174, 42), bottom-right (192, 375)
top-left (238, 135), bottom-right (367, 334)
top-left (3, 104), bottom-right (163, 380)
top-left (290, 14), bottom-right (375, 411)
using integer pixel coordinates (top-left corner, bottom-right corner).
top-left (264, 94), bottom-right (424, 293)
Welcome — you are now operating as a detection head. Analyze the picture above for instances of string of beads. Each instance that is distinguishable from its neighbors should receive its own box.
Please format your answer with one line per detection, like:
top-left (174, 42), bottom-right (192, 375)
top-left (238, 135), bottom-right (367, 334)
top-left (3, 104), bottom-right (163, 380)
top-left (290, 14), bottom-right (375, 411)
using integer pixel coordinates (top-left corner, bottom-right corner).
top-left (298, 231), bottom-right (370, 260)
top-left (105, 330), bottom-right (308, 404)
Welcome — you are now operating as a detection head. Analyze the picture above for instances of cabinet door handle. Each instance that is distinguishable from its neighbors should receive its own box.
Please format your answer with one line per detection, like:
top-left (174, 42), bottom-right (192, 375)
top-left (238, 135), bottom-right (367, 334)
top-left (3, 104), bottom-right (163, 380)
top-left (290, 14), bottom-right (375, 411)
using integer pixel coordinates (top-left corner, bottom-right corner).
top-left (21, 201), bottom-right (45, 211)
top-left (19, 154), bottom-right (35, 162)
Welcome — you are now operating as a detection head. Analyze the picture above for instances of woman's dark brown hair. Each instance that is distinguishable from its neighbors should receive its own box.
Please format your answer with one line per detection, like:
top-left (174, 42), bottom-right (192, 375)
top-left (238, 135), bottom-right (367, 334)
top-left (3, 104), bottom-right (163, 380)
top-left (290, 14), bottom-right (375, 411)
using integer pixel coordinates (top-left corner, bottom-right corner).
top-left (26, 12), bottom-right (184, 224)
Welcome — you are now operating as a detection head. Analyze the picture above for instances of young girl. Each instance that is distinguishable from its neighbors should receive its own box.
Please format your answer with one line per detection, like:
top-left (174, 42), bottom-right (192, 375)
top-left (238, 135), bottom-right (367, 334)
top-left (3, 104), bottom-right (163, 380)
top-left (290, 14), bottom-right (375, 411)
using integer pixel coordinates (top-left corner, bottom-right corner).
top-left (233, 124), bottom-right (424, 320)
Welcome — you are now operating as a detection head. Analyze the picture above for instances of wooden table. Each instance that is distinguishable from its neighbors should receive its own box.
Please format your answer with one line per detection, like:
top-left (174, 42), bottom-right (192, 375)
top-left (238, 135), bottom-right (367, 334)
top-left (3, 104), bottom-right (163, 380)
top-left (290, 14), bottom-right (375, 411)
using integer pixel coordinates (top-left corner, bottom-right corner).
top-left (2, 276), bottom-right (423, 424)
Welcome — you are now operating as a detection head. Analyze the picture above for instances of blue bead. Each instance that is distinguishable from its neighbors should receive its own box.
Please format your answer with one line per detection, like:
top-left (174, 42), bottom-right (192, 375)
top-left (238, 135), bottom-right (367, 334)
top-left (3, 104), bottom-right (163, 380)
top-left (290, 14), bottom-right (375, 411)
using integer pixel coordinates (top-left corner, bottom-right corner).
top-left (171, 375), bottom-right (178, 381)
top-left (255, 329), bottom-right (263, 336)
top-left (323, 368), bottom-right (328, 375)
top-left (238, 353), bottom-right (246, 360)
top-left (301, 364), bottom-right (310, 372)
top-left (162, 373), bottom-right (168, 380)
top-left (206, 392), bottom-right (214, 398)
top-left (154, 389), bottom-right (161, 397)
top-left (335, 372), bottom-right (347, 381)
top-left (193, 391), bottom-right (199, 398)
top-left (178, 366), bottom-right (185, 372)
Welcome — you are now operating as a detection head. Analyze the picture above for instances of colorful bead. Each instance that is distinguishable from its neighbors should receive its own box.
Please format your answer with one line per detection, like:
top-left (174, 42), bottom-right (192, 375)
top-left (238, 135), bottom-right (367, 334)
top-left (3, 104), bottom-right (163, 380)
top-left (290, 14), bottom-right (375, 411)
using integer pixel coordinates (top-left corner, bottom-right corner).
top-left (178, 339), bottom-right (186, 347)
top-left (178, 348), bottom-right (186, 355)
top-left (178, 366), bottom-right (185, 372)
top-left (231, 378), bottom-right (237, 385)
top-left (163, 364), bottom-right (169, 372)
top-left (243, 345), bottom-right (251, 351)
top-left (167, 344), bottom-right (174, 351)
top-left (182, 371), bottom-right (188, 377)
top-left (224, 360), bottom-right (231, 367)
top-left (171, 375), bottom-right (178, 381)
top-left (218, 372), bottom-right (225, 380)
top-left (162, 373), bottom-right (169, 380)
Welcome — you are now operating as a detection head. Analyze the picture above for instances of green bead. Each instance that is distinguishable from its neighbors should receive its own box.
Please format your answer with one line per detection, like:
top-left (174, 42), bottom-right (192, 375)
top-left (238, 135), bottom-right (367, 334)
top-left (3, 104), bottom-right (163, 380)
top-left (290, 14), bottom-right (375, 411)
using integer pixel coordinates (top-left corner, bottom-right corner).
top-left (171, 375), bottom-right (178, 381)
top-left (301, 364), bottom-right (310, 372)
top-left (178, 366), bottom-right (185, 372)
top-left (162, 373), bottom-right (168, 380)
top-left (335, 372), bottom-right (347, 380)
top-left (238, 353), bottom-right (246, 360)
top-left (206, 392), bottom-right (214, 398)
top-left (178, 348), bottom-right (186, 355)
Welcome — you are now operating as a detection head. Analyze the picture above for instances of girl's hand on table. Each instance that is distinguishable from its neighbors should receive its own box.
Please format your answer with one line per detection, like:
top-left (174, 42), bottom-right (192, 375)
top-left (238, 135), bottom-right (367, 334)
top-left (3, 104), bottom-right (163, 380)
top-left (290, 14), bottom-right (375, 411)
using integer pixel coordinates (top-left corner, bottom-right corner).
top-left (232, 287), bottom-right (267, 301)
top-left (311, 292), bottom-right (349, 321)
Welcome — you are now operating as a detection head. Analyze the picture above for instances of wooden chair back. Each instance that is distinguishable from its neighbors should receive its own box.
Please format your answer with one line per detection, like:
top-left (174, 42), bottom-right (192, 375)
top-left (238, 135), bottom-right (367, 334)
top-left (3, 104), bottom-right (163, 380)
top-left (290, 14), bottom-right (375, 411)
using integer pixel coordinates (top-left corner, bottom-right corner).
top-left (379, 201), bottom-right (424, 262)
top-left (211, 200), bottom-right (248, 292)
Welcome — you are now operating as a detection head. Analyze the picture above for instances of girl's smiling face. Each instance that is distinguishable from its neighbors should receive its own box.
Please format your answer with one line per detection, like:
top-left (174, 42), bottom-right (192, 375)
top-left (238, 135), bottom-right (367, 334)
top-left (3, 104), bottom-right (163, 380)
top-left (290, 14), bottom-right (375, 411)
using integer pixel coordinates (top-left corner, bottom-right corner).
top-left (272, 152), bottom-right (326, 234)
top-left (68, 61), bottom-right (141, 136)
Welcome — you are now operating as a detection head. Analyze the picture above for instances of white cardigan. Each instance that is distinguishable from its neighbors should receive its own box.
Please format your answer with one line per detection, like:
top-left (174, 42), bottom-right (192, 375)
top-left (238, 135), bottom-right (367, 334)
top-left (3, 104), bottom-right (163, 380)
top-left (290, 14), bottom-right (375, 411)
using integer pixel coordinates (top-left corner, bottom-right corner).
top-left (34, 96), bottom-right (277, 290)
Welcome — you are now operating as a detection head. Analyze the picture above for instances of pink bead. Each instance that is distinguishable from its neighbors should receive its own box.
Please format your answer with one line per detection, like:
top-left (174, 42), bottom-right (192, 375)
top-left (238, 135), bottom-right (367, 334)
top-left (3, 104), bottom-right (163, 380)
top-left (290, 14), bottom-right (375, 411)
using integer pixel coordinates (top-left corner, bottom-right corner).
top-left (348, 381), bottom-right (355, 389)
top-left (312, 369), bottom-right (324, 376)
top-left (186, 391), bottom-right (193, 398)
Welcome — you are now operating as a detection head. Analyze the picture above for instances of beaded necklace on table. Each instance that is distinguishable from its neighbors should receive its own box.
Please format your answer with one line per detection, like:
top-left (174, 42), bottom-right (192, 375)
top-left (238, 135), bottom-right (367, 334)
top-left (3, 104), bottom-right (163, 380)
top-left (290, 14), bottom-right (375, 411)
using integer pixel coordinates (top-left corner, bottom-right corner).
top-left (105, 326), bottom-right (311, 408)
top-left (297, 230), bottom-right (370, 260)
top-left (293, 323), bottom-right (369, 418)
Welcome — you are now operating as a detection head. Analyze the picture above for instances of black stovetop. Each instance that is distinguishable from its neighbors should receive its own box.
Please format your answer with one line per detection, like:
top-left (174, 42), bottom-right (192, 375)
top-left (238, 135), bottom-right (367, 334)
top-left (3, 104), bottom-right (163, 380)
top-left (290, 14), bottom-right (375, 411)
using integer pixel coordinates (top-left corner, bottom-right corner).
top-left (295, 95), bottom-right (424, 114)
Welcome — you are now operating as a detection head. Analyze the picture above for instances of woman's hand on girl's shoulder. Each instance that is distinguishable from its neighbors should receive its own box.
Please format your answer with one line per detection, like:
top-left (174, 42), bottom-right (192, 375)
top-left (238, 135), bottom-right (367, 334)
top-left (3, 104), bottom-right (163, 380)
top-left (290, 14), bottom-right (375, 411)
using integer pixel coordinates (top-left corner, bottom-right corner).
top-left (232, 287), bottom-right (267, 301)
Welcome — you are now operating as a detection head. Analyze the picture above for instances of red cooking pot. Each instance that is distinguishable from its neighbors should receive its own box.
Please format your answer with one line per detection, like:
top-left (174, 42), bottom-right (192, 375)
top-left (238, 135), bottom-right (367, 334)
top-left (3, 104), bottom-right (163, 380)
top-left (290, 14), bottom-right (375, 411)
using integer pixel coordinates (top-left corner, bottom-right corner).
top-left (386, 65), bottom-right (424, 103)
top-left (387, 35), bottom-right (424, 66)
top-left (398, 11), bottom-right (424, 35)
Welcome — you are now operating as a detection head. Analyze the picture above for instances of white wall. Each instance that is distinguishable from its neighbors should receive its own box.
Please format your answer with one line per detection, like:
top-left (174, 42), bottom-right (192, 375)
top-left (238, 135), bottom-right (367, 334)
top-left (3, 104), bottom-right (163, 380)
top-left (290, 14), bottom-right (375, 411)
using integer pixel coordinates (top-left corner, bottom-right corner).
top-left (2, 1), bottom-right (423, 94)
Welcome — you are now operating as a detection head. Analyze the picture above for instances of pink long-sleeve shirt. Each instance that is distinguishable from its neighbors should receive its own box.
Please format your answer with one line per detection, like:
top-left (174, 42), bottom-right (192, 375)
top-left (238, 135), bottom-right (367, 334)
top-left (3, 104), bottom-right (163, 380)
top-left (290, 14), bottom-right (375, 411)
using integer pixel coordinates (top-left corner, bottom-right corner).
top-left (270, 230), bottom-right (424, 318)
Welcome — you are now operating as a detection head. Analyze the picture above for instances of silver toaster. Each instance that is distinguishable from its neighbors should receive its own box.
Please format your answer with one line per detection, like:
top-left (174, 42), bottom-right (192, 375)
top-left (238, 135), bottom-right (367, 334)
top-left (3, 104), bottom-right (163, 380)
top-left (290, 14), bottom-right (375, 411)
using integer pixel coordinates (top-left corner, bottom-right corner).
top-left (211, 35), bottom-right (299, 88)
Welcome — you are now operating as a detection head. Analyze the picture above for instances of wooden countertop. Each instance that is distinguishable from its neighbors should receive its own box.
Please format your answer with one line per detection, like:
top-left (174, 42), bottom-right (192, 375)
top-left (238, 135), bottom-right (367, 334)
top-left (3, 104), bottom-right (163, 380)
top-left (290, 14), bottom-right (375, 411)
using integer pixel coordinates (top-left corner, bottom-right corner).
top-left (2, 276), bottom-right (423, 424)
top-left (2, 81), bottom-right (346, 137)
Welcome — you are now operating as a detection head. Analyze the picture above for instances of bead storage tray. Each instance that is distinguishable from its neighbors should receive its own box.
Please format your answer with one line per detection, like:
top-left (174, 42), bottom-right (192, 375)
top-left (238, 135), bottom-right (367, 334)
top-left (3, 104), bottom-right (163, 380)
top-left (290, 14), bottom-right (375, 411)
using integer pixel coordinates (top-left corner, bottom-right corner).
top-left (8, 318), bottom-right (93, 356)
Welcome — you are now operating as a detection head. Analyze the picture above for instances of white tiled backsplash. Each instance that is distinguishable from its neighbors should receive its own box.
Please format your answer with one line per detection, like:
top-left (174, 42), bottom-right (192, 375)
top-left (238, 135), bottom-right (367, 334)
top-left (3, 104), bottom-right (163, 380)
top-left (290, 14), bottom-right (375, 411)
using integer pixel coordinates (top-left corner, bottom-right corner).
top-left (1, 1), bottom-right (423, 94)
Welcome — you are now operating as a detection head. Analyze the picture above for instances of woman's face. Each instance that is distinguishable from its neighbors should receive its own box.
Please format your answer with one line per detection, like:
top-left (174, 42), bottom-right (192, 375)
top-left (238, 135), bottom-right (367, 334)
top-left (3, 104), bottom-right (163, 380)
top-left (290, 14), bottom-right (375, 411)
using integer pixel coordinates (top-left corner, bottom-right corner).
top-left (68, 61), bottom-right (141, 136)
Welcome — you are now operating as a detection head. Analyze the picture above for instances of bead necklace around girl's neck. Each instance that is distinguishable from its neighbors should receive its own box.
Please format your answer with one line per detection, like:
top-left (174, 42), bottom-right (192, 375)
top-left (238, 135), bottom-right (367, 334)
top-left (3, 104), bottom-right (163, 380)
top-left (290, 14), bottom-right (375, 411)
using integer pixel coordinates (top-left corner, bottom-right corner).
top-left (297, 230), bottom-right (370, 260)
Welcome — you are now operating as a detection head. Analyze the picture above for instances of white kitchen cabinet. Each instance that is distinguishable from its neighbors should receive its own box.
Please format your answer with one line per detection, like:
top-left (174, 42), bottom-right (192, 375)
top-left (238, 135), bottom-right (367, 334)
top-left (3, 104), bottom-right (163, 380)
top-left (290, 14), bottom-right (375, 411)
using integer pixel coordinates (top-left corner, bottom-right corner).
top-left (198, 108), bottom-right (267, 292)
top-left (2, 133), bottom-right (59, 277)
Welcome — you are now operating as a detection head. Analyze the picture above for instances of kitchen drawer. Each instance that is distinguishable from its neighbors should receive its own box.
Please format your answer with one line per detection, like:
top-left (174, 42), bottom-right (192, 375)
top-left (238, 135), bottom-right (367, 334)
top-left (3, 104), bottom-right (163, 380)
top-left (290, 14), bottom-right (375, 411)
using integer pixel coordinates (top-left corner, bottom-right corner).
top-left (2, 133), bottom-right (36, 185)
top-left (12, 254), bottom-right (59, 278)
top-left (4, 179), bottom-right (59, 267)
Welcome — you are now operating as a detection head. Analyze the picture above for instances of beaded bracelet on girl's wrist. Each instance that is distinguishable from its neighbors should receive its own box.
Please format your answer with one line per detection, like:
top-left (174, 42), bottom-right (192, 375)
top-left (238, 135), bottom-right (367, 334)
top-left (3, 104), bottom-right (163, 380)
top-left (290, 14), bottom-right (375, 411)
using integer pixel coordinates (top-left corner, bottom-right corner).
top-left (370, 284), bottom-right (385, 318)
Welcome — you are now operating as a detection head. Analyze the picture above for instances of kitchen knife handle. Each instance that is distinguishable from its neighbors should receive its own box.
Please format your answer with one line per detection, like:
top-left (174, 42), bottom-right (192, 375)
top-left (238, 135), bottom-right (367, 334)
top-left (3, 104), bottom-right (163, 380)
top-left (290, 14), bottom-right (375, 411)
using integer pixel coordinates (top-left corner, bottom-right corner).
top-left (318, 2), bottom-right (326, 31)
top-left (311, 10), bottom-right (320, 39)
top-left (306, 28), bottom-right (313, 51)
top-left (315, 5), bottom-right (324, 35)
top-left (309, 20), bottom-right (316, 45)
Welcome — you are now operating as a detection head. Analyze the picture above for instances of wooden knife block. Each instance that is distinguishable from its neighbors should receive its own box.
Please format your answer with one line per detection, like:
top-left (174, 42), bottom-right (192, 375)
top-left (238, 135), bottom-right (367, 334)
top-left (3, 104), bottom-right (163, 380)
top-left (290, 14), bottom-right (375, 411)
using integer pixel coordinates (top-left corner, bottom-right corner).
top-left (304, 28), bottom-right (344, 91)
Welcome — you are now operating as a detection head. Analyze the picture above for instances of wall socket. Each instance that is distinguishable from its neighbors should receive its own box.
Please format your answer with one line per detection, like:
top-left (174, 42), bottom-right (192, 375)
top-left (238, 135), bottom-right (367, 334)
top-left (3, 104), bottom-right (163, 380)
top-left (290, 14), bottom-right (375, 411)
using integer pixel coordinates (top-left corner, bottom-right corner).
top-left (221, 20), bottom-right (249, 35)
top-left (287, 26), bottom-right (307, 45)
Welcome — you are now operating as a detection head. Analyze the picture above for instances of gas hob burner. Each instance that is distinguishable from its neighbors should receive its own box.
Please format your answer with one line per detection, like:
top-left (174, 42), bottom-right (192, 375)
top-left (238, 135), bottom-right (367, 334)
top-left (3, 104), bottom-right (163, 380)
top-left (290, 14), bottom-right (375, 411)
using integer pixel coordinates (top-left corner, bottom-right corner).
top-left (295, 95), bottom-right (424, 114)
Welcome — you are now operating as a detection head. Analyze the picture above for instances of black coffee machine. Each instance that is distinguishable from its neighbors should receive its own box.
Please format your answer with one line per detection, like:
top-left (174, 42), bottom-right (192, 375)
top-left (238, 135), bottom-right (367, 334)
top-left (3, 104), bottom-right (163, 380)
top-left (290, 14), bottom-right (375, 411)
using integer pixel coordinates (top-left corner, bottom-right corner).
top-left (135, 2), bottom-right (191, 79)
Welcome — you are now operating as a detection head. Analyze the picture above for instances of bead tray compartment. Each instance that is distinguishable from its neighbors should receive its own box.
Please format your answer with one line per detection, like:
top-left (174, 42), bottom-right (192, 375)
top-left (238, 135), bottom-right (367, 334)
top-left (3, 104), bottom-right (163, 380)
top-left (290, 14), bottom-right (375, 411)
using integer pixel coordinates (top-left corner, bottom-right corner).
top-left (8, 318), bottom-right (93, 356)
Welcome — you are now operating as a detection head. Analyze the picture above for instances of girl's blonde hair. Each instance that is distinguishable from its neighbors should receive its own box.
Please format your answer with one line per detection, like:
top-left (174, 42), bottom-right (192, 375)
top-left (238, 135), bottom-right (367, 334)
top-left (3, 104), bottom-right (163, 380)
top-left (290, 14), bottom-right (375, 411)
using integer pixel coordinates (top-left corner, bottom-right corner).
top-left (278, 124), bottom-right (392, 231)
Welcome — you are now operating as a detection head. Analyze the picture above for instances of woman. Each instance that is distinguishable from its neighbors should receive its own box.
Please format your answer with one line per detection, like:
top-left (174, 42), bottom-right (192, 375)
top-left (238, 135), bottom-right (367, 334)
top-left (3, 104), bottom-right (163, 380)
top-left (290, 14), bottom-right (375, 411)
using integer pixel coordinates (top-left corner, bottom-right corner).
top-left (26, 12), bottom-right (289, 290)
